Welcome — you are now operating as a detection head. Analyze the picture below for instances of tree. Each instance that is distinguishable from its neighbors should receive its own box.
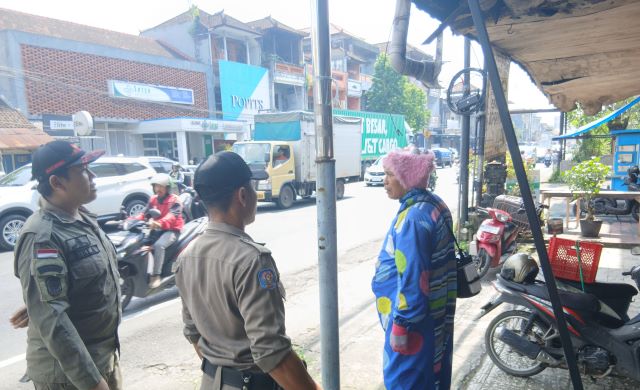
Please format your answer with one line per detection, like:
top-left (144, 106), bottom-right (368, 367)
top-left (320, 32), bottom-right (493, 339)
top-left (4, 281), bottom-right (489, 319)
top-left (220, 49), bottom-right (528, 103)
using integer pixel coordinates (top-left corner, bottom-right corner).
top-left (364, 54), bottom-right (430, 133)
top-left (403, 82), bottom-right (430, 133)
top-left (365, 54), bottom-right (406, 114)
top-left (567, 97), bottom-right (640, 162)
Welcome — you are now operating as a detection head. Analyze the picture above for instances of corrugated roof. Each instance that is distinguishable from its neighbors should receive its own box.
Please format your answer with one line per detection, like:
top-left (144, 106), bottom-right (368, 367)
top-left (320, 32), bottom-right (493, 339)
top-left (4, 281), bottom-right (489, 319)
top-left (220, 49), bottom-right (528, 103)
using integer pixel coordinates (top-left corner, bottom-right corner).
top-left (247, 16), bottom-right (307, 37)
top-left (411, 0), bottom-right (640, 115)
top-left (0, 7), bottom-right (176, 58)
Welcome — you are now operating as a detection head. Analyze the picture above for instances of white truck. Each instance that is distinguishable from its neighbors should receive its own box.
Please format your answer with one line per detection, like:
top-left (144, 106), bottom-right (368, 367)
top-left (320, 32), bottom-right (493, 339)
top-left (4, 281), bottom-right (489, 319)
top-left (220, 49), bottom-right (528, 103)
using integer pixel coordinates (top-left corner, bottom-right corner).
top-left (232, 111), bottom-right (362, 208)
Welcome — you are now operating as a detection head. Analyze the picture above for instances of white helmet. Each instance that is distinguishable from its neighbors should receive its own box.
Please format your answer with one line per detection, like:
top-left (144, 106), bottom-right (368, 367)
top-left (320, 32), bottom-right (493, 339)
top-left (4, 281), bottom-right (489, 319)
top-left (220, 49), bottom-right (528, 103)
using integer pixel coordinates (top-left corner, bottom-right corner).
top-left (151, 173), bottom-right (171, 187)
top-left (501, 253), bottom-right (539, 284)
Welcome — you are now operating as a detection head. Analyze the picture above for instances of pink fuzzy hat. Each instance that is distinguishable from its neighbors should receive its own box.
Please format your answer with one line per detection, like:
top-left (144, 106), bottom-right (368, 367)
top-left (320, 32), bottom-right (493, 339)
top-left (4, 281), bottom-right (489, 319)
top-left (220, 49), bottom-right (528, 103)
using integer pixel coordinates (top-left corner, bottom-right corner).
top-left (383, 150), bottom-right (436, 190)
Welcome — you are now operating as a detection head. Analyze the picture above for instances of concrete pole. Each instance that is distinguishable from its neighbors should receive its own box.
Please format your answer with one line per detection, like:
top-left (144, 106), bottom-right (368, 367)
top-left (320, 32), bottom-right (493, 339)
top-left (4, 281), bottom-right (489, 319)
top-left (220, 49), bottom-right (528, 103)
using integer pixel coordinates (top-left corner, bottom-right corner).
top-left (310, 1), bottom-right (340, 389)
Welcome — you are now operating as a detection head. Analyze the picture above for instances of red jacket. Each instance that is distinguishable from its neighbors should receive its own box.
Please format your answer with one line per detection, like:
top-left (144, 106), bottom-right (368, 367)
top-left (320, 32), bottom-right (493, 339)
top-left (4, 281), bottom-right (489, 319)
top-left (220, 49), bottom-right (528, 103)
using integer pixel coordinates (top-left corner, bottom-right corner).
top-left (135, 193), bottom-right (184, 231)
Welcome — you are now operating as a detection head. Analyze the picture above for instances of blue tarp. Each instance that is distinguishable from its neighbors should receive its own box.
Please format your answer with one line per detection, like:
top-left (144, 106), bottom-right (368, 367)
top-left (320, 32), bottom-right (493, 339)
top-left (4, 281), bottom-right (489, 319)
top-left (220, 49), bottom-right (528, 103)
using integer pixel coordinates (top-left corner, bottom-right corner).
top-left (254, 121), bottom-right (302, 141)
top-left (553, 96), bottom-right (640, 140)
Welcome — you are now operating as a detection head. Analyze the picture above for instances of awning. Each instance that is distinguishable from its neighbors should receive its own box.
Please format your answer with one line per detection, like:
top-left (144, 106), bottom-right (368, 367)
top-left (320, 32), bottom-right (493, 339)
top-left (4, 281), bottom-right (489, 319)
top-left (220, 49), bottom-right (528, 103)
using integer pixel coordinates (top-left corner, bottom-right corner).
top-left (553, 96), bottom-right (640, 140)
top-left (411, 1), bottom-right (640, 116)
top-left (0, 128), bottom-right (54, 150)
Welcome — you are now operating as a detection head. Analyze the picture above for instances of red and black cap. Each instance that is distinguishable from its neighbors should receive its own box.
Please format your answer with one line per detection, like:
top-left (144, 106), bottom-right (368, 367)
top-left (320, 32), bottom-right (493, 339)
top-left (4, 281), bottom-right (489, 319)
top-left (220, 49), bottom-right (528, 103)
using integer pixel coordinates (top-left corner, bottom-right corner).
top-left (32, 140), bottom-right (105, 181)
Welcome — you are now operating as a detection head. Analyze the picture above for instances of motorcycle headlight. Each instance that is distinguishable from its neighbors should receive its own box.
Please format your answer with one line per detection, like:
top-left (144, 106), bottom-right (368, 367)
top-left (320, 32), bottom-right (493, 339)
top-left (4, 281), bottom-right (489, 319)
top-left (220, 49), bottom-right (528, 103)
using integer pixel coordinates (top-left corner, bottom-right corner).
top-left (257, 179), bottom-right (272, 191)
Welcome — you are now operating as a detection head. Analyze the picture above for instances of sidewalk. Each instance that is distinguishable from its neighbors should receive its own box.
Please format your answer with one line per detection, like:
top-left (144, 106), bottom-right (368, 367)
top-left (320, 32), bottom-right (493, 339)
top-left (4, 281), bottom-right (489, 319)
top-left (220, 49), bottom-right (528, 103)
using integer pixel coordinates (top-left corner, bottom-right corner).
top-left (314, 182), bottom-right (640, 389)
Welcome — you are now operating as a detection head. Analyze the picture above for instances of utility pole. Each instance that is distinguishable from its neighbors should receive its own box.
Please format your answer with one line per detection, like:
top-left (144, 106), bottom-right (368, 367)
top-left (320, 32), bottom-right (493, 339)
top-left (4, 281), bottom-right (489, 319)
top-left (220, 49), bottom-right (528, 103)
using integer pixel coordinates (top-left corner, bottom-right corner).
top-left (310, 1), bottom-right (340, 389)
top-left (458, 37), bottom-right (471, 233)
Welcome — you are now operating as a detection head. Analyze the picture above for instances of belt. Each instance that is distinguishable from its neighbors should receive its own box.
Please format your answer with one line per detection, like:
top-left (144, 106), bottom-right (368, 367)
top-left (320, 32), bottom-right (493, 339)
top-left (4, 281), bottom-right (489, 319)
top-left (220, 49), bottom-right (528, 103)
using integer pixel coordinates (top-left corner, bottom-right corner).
top-left (201, 358), bottom-right (279, 390)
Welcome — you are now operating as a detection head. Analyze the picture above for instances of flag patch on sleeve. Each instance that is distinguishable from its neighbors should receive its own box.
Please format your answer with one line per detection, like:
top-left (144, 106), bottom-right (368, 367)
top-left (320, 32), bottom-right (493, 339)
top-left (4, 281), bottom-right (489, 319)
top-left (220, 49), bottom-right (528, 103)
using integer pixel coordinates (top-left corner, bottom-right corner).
top-left (36, 249), bottom-right (58, 259)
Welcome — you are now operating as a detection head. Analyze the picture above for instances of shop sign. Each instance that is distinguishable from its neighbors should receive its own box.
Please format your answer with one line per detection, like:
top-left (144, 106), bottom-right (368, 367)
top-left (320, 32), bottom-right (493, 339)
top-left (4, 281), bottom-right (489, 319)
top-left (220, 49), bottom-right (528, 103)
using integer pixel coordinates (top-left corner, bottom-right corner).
top-left (108, 80), bottom-right (194, 105)
top-left (347, 80), bottom-right (362, 97)
top-left (43, 114), bottom-right (75, 137)
top-left (273, 71), bottom-right (305, 86)
top-left (219, 61), bottom-right (271, 121)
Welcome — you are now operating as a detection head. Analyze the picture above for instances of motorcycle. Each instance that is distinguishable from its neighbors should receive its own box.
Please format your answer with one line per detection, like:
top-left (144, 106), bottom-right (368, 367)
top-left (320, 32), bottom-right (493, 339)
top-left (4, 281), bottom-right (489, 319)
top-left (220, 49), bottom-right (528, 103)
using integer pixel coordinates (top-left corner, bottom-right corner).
top-left (470, 202), bottom-right (546, 279)
top-left (478, 264), bottom-right (640, 382)
top-left (582, 166), bottom-right (639, 222)
top-left (544, 155), bottom-right (552, 168)
top-left (178, 186), bottom-right (207, 221)
top-left (106, 209), bottom-right (208, 309)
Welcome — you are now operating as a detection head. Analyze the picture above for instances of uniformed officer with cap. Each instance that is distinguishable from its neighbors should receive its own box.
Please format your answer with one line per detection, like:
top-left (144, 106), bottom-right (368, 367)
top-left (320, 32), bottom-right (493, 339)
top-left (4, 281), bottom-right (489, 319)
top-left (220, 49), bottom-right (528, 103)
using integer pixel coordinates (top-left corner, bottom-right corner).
top-left (14, 140), bottom-right (122, 390)
top-left (175, 151), bottom-right (321, 390)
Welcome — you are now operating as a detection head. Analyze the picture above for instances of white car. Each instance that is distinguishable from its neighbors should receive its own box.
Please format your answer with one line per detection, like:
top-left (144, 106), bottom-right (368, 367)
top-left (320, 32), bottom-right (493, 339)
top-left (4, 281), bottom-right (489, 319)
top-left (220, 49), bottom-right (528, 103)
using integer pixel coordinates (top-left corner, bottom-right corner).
top-left (364, 156), bottom-right (385, 186)
top-left (0, 156), bottom-right (155, 251)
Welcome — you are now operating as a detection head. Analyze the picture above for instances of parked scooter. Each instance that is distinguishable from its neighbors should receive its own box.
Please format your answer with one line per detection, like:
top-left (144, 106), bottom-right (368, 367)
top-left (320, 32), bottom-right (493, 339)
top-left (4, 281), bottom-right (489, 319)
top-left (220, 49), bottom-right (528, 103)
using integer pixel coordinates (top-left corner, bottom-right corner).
top-left (469, 202), bottom-right (546, 279)
top-left (583, 166), bottom-right (639, 222)
top-left (106, 209), bottom-right (207, 309)
top-left (478, 255), bottom-right (640, 382)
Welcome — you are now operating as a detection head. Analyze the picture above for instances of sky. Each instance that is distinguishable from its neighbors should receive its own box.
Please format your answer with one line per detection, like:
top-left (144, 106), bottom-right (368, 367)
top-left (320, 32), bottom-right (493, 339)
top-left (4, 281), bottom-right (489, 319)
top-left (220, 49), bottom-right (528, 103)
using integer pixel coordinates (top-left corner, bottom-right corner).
top-left (0, 0), bottom-right (555, 119)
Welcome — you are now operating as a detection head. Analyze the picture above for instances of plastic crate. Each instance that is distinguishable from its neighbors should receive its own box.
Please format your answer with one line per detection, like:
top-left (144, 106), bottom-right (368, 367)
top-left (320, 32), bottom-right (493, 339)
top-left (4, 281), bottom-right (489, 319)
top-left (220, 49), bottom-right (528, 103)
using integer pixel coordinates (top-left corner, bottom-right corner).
top-left (548, 237), bottom-right (603, 283)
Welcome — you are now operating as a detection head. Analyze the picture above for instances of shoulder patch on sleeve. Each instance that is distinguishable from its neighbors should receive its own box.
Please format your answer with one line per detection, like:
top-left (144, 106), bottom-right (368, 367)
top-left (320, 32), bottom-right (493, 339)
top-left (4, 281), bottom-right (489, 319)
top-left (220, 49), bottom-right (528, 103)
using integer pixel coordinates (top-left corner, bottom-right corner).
top-left (239, 237), bottom-right (272, 255)
top-left (257, 268), bottom-right (278, 290)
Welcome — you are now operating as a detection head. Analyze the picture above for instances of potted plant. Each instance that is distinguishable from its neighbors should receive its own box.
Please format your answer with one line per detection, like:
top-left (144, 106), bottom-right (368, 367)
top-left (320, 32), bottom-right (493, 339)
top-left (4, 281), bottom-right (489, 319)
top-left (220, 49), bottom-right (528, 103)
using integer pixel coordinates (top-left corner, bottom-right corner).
top-left (562, 157), bottom-right (610, 237)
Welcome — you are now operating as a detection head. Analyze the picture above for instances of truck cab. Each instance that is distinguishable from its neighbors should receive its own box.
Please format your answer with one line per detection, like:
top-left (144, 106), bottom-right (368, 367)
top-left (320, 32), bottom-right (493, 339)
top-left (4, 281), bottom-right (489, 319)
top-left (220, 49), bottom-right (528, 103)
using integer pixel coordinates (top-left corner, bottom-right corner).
top-left (232, 141), bottom-right (297, 208)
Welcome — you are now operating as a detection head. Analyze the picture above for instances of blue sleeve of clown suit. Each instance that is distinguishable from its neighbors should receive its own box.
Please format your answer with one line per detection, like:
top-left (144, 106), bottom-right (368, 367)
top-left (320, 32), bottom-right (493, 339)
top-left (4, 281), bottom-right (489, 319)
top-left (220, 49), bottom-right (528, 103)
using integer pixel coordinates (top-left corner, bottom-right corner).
top-left (392, 206), bottom-right (433, 327)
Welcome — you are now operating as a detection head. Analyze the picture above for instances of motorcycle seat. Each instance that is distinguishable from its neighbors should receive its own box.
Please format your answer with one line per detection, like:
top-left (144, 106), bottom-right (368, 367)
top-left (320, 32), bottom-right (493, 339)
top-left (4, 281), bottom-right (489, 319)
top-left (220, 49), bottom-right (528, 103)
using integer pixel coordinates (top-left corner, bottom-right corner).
top-left (497, 274), bottom-right (600, 313)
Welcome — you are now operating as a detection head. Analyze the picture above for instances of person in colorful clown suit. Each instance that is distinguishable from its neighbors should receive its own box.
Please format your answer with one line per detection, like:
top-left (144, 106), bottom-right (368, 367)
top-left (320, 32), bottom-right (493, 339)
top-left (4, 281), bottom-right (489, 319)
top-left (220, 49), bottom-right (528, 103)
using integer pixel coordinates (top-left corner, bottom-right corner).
top-left (372, 149), bottom-right (457, 389)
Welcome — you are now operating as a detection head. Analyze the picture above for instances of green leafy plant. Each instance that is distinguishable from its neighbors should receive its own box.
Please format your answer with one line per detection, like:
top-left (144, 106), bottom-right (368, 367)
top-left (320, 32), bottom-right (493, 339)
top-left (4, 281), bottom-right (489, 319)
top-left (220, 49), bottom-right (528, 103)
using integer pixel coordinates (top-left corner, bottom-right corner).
top-left (562, 157), bottom-right (610, 221)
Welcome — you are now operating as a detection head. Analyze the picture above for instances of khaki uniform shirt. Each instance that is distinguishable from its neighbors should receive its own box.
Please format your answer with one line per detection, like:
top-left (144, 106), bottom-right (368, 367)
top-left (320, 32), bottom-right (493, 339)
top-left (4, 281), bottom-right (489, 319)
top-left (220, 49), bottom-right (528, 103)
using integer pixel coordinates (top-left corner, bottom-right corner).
top-left (14, 198), bottom-right (121, 389)
top-left (175, 222), bottom-right (291, 373)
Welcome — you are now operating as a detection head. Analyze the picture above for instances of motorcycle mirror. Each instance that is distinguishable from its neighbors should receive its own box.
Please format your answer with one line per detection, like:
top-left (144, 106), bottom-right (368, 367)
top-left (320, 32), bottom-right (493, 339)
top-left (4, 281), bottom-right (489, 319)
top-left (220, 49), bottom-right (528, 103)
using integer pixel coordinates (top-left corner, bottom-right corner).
top-left (147, 208), bottom-right (162, 219)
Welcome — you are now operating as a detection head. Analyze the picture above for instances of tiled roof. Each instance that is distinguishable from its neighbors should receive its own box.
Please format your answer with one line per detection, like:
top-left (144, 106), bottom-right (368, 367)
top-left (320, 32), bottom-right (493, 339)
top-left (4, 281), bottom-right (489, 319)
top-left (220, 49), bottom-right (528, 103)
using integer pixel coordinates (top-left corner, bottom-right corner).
top-left (0, 7), bottom-right (176, 58)
top-left (146, 9), bottom-right (260, 36)
top-left (0, 100), bottom-right (53, 149)
top-left (247, 17), bottom-right (307, 37)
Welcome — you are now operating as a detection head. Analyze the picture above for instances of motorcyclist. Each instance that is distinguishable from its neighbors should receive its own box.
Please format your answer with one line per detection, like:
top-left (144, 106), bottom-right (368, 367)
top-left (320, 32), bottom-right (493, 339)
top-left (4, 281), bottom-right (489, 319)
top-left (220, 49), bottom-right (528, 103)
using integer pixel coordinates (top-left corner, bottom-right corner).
top-left (170, 163), bottom-right (185, 193)
top-left (133, 173), bottom-right (184, 288)
top-left (544, 150), bottom-right (552, 167)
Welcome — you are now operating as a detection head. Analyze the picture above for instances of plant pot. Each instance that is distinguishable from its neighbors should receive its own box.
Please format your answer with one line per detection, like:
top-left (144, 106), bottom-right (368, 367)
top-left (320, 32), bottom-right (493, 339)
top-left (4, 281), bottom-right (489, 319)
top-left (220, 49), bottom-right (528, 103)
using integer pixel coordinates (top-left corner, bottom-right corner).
top-left (580, 219), bottom-right (603, 238)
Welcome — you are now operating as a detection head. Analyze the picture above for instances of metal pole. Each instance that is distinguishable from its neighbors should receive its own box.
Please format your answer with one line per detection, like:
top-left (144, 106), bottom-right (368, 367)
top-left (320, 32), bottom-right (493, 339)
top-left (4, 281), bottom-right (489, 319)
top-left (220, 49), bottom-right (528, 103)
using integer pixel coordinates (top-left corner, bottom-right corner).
top-left (310, 1), bottom-right (339, 389)
top-left (467, 1), bottom-right (584, 389)
top-left (475, 111), bottom-right (486, 206)
top-left (560, 111), bottom-right (566, 161)
top-left (458, 38), bottom-right (471, 233)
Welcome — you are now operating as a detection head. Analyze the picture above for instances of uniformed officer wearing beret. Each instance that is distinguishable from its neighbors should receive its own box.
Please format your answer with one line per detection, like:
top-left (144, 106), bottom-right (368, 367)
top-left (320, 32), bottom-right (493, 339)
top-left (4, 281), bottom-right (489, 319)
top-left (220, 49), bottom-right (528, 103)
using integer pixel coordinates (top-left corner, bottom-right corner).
top-left (14, 140), bottom-right (122, 390)
top-left (175, 151), bottom-right (321, 390)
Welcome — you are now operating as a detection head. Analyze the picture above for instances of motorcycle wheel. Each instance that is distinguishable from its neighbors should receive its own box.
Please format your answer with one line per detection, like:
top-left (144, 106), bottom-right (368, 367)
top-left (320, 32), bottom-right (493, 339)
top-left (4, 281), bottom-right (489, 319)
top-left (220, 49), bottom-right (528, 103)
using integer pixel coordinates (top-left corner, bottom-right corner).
top-left (474, 248), bottom-right (492, 279)
top-left (485, 310), bottom-right (551, 377)
top-left (120, 276), bottom-right (134, 310)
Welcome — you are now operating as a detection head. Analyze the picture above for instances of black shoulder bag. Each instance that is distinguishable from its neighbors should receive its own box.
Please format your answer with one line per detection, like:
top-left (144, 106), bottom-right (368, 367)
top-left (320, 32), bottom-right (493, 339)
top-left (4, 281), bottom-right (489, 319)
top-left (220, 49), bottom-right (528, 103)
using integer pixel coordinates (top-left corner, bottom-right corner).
top-left (420, 195), bottom-right (482, 299)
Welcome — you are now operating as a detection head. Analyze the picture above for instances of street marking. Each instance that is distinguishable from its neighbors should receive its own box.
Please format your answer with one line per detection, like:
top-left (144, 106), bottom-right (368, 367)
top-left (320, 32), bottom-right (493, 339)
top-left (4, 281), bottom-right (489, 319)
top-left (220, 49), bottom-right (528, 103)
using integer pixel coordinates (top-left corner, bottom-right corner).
top-left (0, 353), bottom-right (25, 369)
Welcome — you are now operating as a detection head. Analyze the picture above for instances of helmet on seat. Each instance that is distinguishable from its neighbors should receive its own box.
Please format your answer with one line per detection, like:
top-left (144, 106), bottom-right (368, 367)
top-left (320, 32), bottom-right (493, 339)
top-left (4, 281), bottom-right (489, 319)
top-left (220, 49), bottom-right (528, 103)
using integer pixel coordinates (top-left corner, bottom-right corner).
top-left (501, 253), bottom-right (539, 284)
top-left (151, 173), bottom-right (171, 188)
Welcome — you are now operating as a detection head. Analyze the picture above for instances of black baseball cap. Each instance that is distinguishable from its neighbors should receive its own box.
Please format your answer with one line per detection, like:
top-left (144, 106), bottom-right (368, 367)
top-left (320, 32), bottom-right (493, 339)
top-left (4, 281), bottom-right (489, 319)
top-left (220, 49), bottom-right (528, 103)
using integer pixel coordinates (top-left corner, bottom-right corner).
top-left (32, 140), bottom-right (105, 181)
top-left (194, 151), bottom-right (268, 201)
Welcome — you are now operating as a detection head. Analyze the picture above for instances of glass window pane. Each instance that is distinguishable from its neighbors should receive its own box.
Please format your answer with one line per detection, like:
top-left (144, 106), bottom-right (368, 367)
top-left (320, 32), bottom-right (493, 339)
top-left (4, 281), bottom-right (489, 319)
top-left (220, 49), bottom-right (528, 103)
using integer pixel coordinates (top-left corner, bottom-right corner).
top-left (121, 163), bottom-right (146, 174)
top-left (89, 163), bottom-right (120, 177)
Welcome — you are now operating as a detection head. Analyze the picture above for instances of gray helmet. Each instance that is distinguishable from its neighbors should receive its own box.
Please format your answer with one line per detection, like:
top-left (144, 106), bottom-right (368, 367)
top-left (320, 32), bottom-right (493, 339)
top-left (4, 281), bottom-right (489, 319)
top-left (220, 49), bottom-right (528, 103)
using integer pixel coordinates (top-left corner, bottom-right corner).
top-left (501, 253), bottom-right (539, 284)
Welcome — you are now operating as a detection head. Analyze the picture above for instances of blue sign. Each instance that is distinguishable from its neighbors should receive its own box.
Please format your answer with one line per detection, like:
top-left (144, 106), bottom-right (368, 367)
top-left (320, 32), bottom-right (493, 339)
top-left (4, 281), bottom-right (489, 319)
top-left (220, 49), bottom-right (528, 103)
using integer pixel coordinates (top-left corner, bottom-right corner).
top-left (219, 61), bottom-right (270, 121)
top-left (108, 80), bottom-right (194, 105)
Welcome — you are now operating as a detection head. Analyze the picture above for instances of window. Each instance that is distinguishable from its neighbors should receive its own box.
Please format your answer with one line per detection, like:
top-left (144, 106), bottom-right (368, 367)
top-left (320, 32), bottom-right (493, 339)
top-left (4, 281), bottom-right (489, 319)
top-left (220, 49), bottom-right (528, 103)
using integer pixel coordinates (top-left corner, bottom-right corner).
top-left (150, 162), bottom-right (170, 173)
top-left (89, 163), bottom-right (120, 178)
top-left (273, 145), bottom-right (291, 167)
top-left (0, 164), bottom-right (32, 186)
top-left (121, 163), bottom-right (147, 174)
top-left (226, 37), bottom-right (247, 64)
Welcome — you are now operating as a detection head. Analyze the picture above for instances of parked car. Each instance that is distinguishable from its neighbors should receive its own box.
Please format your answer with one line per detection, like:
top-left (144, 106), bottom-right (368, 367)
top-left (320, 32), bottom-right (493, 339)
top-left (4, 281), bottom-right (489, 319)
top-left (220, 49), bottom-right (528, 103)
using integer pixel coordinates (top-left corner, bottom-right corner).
top-left (432, 148), bottom-right (454, 168)
top-left (140, 156), bottom-right (176, 174)
top-left (0, 156), bottom-right (155, 251)
top-left (364, 156), bottom-right (385, 186)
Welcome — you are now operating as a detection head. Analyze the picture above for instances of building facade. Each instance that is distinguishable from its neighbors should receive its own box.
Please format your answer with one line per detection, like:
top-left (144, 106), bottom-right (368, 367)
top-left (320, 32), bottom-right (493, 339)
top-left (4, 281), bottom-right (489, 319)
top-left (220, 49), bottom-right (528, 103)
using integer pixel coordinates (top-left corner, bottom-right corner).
top-left (0, 7), bottom-right (234, 164)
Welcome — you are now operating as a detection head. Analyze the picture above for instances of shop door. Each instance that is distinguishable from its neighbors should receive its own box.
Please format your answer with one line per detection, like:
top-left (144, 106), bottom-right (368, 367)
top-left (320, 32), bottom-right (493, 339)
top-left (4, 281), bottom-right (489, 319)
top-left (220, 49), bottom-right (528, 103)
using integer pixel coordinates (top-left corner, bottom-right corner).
top-left (204, 135), bottom-right (213, 156)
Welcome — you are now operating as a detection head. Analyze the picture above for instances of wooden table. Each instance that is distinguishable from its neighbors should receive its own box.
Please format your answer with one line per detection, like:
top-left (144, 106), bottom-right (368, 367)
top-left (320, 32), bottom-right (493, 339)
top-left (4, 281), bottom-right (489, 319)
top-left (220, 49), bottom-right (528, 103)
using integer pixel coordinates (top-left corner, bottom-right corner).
top-left (540, 189), bottom-right (640, 235)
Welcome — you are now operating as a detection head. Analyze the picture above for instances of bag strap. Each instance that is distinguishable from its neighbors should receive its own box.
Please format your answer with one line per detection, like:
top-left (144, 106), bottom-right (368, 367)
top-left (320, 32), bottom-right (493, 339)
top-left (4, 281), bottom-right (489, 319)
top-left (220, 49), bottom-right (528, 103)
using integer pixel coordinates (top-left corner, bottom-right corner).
top-left (415, 194), bottom-right (465, 256)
